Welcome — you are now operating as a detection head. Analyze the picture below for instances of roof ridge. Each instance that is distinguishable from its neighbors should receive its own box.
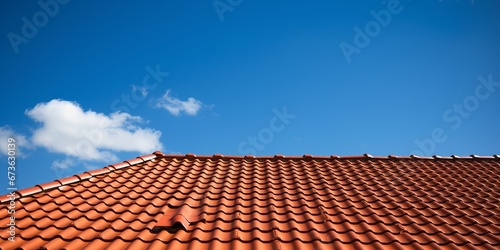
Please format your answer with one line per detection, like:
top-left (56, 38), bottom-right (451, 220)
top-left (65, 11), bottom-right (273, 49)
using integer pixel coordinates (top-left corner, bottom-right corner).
top-left (154, 152), bottom-right (500, 160)
top-left (0, 153), bottom-right (158, 203)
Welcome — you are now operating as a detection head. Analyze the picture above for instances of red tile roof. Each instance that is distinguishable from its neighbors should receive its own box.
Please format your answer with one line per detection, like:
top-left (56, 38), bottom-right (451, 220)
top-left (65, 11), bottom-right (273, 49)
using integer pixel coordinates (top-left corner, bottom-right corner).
top-left (1, 152), bottom-right (500, 250)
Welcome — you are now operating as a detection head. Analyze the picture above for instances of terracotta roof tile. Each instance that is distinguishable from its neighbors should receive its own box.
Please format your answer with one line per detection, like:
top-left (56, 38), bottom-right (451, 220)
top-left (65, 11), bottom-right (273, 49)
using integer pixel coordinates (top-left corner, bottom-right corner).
top-left (1, 153), bottom-right (500, 249)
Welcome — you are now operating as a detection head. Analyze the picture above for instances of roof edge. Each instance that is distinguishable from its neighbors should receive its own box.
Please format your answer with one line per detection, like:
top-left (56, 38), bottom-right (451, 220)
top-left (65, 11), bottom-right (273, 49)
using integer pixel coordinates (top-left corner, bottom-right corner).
top-left (0, 153), bottom-right (158, 203)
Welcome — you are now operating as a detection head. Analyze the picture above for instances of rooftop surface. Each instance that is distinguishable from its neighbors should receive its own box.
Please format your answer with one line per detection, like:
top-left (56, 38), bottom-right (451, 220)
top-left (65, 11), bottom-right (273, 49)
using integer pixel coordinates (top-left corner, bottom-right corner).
top-left (1, 152), bottom-right (500, 250)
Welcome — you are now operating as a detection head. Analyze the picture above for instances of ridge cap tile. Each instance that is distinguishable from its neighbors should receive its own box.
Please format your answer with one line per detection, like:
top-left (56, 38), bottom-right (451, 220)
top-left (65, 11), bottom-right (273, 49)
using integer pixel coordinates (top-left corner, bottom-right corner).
top-left (0, 193), bottom-right (15, 203)
top-left (212, 154), bottom-right (224, 158)
top-left (124, 157), bottom-right (144, 166)
top-left (36, 181), bottom-right (61, 191)
top-left (153, 150), bottom-right (165, 156)
top-left (56, 175), bottom-right (80, 186)
top-left (16, 186), bottom-right (42, 197)
top-left (152, 153), bottom-right (500, 161)
top-left (104, 165), bottom-right (116, 171)
top-left (343, 155), bottom-right (367, 159)
top-left (419, 156), bottom-right (434, 159)
top-left (74, 172), bottom-right (93, 181)
top-left (285, 155), bottom-right (304, 159)
top-left (84, 167), bottom-right (111, 177)
top-left (111, 162), bottom-right (130, 170)
top-left (479, 155), bottom-right (495, 159)
top-left (138, 153), bottom-right (157, 161)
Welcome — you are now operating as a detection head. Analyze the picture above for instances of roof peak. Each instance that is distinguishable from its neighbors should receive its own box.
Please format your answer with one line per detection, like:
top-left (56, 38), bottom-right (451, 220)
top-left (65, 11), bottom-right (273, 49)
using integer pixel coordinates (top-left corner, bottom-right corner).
top-left (154, 151), bottom-right (500, 160)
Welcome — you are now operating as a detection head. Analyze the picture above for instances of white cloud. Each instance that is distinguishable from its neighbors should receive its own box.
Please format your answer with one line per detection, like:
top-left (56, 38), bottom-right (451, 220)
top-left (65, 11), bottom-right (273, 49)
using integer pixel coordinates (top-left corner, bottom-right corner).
top-left (26, 99), bottom-right (163, 162)
top-left (51, 157), bottom-right (98, 171)
top-left (52, 157), bottom-right (75, 169)
top-left (83, 163), bottom-right (99, 170)
top-left (155, 89), bottom-right (203, 116)
top-left (132, 85), bottom-right (148, 97)
top-left (0, 126), bottom-right (31, 157)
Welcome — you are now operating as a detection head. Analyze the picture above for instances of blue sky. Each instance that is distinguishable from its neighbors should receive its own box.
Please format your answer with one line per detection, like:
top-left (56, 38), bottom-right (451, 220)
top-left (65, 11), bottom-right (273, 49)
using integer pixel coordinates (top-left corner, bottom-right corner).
top-left (1, 0), bottom-right (499, 191)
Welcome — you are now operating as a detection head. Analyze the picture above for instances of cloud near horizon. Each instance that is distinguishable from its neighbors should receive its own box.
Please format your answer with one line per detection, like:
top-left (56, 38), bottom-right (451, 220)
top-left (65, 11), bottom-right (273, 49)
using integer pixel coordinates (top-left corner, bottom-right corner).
top-left (25, 99), bottom-right (163, 163)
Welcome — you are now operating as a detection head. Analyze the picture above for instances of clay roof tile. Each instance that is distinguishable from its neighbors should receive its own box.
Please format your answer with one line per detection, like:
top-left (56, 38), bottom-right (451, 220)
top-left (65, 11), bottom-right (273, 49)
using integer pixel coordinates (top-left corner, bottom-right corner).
top-left (1, 152), bottom-right (499, 249)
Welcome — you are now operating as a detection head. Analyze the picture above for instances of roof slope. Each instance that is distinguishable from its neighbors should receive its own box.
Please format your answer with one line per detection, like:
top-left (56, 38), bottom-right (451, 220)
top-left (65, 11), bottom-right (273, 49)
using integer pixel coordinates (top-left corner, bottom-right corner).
top-left (1, 152), bottom-right (500, 250)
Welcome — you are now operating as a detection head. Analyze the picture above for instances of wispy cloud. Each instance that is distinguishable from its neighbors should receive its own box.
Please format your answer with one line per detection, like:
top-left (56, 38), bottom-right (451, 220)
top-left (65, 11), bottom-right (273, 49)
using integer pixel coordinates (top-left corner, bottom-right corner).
top-left (51, 157), bottom-right (75, 170)
top-left (154, 89), bottom-right (203, 116)
top-left (51, 157), bottom-right (100, 171)
top-left (0, 126), bottom-right (31, 157)
top-left (25, 99), bottom-right (163, 163)
top-left (132, 85), bottom-right (148, 98)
